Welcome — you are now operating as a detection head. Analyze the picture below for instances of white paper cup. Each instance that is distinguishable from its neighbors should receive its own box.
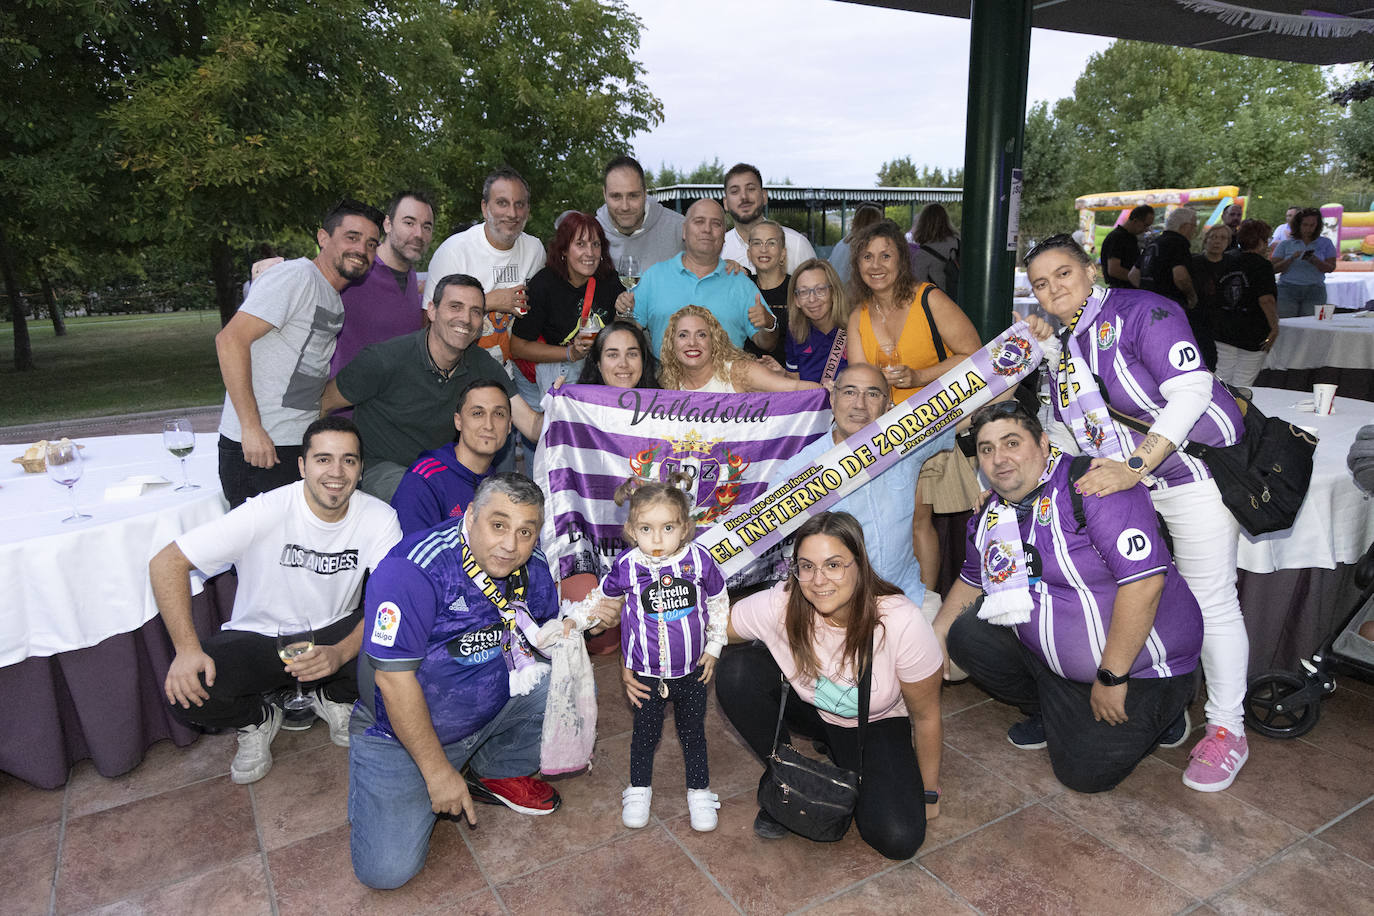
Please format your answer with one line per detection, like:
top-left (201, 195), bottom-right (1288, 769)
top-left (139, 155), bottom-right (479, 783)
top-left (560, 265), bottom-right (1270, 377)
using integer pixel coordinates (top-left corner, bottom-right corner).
top-left (1316, 304), bottom-right (1335, 321)
top-left (1313, 383), bottom-right (1337, 415)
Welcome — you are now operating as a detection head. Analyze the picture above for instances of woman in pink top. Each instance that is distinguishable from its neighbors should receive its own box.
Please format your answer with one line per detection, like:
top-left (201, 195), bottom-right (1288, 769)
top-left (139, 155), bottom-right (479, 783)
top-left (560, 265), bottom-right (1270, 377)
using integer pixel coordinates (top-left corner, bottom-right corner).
top-left (713, 511), bottom-right (944, 858)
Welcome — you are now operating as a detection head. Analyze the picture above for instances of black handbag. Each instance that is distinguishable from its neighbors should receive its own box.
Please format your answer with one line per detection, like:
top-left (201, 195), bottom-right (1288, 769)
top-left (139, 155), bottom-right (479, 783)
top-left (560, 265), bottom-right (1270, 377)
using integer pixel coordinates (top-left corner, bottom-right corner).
top-left (1106, 393), bottom-right (1317, 537)
top-left (756, 650), bottom-right (872, 843)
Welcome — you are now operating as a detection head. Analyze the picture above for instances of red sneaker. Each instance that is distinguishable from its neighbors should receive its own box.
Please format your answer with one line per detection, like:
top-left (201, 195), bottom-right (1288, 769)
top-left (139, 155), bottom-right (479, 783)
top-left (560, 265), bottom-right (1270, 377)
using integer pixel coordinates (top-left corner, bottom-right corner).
top-left (466, 773), bottom-right (562, 815)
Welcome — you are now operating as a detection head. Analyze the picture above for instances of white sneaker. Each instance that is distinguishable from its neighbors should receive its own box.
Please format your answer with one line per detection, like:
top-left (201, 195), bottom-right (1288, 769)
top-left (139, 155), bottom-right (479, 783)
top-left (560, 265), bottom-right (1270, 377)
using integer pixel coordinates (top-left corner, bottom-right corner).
top-left (309, 689), bottom-right (353, 747)
top-left (231, 704), bottom-right (283, 784)
top-left (687, 788), bottom-right (719, 832)
top-left (621, 786), bottom-right (652, 828)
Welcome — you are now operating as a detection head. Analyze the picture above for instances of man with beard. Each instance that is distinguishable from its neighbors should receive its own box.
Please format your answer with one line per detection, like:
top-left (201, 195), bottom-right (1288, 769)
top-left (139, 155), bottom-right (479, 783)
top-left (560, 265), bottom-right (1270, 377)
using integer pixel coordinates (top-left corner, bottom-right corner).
top-left (597, 155), bottom-right (684, 268)
top-left (319, 275), bottom-right (541, 501)
top-left (1220, 203), bottom-right (1244, 252)
top-left (719, 163), bottom-right (816, 272)
top-left (215, 198), bottom-right (384, 508)
top-left (331, 190), bottom-right (436, 376)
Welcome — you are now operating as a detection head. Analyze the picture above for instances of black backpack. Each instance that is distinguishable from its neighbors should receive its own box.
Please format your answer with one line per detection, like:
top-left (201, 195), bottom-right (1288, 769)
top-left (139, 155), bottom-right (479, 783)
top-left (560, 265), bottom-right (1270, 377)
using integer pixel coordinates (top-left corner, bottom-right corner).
top-left (922, 242), bottom-right (960, 301)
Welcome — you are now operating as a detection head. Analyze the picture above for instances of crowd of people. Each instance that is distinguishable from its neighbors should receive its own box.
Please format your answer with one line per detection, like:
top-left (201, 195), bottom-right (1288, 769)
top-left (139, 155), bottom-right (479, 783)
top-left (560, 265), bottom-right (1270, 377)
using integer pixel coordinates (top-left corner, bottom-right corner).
top-left (149, 158), bottom-right (1275, 883)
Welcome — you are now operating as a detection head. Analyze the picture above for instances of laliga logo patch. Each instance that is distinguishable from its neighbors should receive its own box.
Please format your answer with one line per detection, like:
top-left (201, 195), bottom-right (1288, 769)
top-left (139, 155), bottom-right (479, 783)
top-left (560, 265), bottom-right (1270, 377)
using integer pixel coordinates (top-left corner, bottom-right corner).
top-left (1116, 527), bottom-right (1151, 559)
top-left (990, 334), bottom-right (1034, 377)
top-left (1035, 495), bottom-right (1053, 526)
top-left (372, 602), bottom-right (401, 647)
top-left (983, 541), bottom-right (1017, 584)
top-left (1097, 320), bottom-right (1116, 350)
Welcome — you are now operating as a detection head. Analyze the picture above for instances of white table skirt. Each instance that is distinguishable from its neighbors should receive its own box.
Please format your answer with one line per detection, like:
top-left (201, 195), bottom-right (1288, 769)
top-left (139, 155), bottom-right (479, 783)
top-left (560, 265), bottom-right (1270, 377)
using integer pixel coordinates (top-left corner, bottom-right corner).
top-left (1325, 273), bottom-right (1374, 311)
top-left (1236, 389), bottom-right (1374, 574)
top-left (1263, 314), bottom-right (1374, 372)
top-left (1, 433), bottom-right (228, 666)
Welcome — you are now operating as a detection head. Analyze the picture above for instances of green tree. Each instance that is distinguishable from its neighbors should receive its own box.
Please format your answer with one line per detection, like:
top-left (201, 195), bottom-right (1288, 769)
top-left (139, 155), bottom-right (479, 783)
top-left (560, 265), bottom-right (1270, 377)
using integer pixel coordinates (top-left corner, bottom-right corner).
top-left (1021, 101), bottom-right (1076, 241)
top-left (876, 157), bottom-right (963, 188)
top-left (1336, 98), bottom-right (1374, 184)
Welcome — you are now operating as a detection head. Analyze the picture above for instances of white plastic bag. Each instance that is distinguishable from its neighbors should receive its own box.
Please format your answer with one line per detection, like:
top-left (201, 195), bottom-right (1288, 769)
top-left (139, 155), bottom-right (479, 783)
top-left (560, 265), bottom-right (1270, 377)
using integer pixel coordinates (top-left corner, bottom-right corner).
top-left (537, 621), bottom-right (597, 775)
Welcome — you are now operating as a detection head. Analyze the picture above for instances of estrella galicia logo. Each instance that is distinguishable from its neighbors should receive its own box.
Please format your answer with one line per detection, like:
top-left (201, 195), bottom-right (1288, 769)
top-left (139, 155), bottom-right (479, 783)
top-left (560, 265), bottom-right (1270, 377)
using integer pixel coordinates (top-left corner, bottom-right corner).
top-left (446, 623), bottom-right (503, 666)
top-left (642, 575), bottom-right (697, 622)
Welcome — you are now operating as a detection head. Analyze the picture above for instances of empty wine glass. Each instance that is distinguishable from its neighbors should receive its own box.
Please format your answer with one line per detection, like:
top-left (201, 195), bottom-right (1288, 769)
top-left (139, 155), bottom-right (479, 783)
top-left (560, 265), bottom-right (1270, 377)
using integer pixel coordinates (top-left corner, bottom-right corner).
top-left (162, 418), bottom-right (200, 491)
top-left (276, 618), bottom-right (316, 712)
top-left (46, 439), bottom-right (92, 524)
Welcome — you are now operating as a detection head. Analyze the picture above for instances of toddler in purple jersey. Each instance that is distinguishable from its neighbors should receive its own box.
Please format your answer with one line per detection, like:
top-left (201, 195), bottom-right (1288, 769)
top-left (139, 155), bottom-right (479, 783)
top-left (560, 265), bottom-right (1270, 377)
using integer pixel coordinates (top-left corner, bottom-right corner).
top-left (569, 478), bottom-right (729, 832)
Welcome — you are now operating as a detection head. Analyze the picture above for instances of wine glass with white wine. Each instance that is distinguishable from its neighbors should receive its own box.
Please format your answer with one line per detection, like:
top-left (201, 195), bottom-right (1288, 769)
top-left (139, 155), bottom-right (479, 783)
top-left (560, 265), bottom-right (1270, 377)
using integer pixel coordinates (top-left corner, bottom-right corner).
top-left (276, 618), bottom-right (316, 712)
top-left (617, 255), bottom-right (640, 318)
top-left (46, 439), bottom-right (92, 524)
top-left (162, 418), bottom-right (200, 491)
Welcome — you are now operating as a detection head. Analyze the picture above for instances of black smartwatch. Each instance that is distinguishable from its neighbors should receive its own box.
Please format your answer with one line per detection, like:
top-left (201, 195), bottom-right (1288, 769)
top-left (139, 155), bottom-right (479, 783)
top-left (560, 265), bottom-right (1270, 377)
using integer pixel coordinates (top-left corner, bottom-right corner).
top-left (924, 788), bottom-right (941, 804)
top-left (1096, 667), bottom-right (1129, 687)
top-left (1126, 455), bottom-right (1146, 476)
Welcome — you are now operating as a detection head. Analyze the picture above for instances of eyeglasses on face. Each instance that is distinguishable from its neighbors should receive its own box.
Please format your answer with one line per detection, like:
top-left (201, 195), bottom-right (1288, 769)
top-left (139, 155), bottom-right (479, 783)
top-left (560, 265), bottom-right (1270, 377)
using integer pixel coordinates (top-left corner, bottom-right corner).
top-left (833, 385), bottom-right (886, 403)
top-left (789, 558), bottom-right (856, 582)
top-left (795, 284), bottom-right (831, 301)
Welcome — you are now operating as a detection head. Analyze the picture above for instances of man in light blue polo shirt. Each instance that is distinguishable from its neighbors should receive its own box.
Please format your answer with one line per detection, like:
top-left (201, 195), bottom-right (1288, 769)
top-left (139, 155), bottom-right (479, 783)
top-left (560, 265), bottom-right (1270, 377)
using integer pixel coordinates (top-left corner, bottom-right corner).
top-left (774, 364), bottom-right (955, 625)
top-left (629, 198), bottom-right (778, 356)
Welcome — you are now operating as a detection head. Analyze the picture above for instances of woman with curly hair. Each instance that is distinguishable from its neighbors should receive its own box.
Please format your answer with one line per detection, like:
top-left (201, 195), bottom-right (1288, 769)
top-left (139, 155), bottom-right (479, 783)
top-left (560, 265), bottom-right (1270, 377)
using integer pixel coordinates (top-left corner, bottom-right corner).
top-left (657, 305), bottom-right (819, 393)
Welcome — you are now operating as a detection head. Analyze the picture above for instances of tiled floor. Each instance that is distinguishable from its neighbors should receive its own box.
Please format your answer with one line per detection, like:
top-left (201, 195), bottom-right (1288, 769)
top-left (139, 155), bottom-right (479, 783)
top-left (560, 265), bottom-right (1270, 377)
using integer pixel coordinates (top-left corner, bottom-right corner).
top-left (4, 655), bottom-right (1374, 915)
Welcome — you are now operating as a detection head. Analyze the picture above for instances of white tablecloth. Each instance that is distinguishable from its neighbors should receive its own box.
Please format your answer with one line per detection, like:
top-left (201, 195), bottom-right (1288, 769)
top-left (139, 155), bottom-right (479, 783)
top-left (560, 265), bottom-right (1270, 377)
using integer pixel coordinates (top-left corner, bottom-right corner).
top-left (1236, 388), bottom-right (1374, 574)
top-left (1263, 314), bottom-right (1374, 372)
top-left (1, 433), bottom-right (228, 666)
top-left (1325, 273), bottom-right (1374, 311)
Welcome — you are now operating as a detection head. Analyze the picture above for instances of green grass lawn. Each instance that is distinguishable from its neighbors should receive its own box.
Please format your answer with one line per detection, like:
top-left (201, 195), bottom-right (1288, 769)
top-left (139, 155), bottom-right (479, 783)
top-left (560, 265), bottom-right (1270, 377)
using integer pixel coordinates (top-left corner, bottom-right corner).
top-left (0, 312), bottom-right (225, 426)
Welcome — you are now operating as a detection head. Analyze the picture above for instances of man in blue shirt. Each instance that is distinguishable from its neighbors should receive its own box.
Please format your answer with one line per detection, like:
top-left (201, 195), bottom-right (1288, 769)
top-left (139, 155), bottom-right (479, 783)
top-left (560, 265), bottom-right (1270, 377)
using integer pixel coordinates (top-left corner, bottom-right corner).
top-left (629, 198), bottom-right (778, 356)
top-left (349, 473), bottom-right (560, 889)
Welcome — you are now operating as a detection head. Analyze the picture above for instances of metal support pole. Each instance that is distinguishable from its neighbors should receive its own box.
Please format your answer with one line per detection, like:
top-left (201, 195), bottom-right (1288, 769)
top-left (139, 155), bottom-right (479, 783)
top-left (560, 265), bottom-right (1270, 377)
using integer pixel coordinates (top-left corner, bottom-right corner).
top-left (961, 0), bottom-right (1033, 342)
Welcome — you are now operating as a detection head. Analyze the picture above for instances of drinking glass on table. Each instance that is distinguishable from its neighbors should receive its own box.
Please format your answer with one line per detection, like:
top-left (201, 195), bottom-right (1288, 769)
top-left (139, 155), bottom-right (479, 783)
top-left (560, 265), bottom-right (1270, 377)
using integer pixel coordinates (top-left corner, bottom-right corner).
top-left (46, 439), bottom-right (92, 524)
top-left (162, 418), bottom-right (200, 491)
top-left (277, 618), bottom-right (316, 712)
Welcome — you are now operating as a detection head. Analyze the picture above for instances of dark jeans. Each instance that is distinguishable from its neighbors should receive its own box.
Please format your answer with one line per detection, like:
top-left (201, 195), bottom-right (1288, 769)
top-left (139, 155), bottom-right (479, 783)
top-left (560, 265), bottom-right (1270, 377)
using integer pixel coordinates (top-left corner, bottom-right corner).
top-left (218, 435), bottom-right (302, 509)
top-left (946, 606), bottom-right (1196, 794)
top-left (630, 668), bottom-right (709, 790)
top-left (715, 643), bottom-right (926, 860)
top-left (169, 610), bottom-right (362, 731)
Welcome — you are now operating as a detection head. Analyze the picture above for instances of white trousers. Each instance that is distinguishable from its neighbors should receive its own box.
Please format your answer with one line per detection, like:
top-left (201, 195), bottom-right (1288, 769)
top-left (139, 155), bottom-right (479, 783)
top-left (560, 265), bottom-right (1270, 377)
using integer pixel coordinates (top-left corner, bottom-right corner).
top-left (1150, 478), bottom-right (1248, 733)
top-left (1214, 343), bottom-right (1267, 389)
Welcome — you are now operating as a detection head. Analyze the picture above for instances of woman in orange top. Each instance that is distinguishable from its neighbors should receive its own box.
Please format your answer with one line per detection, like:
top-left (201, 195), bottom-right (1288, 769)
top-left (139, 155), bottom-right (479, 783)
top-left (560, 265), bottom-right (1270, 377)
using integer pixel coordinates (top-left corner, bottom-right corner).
top-left (845, 218), bottom-right (982, 596)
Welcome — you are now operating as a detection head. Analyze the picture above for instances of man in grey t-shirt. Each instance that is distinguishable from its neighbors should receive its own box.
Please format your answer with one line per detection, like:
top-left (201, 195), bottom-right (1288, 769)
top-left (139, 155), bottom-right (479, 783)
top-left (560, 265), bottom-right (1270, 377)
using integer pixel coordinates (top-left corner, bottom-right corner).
top-left (216, 198), bottom-right (384, 507)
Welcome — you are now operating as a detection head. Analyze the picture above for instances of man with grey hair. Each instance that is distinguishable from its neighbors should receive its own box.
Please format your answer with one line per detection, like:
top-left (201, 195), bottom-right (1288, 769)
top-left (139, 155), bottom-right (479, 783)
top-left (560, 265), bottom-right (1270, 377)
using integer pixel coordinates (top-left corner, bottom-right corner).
top-left (1135, 206), bottom-right (1214, 369)
top-left (349, 472), bottom-right (561, 889)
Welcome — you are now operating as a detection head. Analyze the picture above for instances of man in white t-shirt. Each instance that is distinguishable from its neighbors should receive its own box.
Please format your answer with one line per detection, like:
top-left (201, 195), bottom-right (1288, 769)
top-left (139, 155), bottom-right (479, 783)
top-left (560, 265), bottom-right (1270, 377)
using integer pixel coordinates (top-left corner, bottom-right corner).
top-left (720, 162), bottom-right (817, 273)
top-left (152, 417), bottom-right (402, 784)
top-left (216, 198), bottom-right (384, 508)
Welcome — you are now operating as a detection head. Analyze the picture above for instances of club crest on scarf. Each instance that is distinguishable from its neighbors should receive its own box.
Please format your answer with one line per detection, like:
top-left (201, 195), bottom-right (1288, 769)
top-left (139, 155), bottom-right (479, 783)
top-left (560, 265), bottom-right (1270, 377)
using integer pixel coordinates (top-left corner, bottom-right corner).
top-left (1082, 411), bottom-right (1108, 450)
top-left (626, 429), bottom-right (749, 525)
top-left (990, 333), bottom-right (1035, 377)
top-left (983, 540), bottom-right (1019, 584)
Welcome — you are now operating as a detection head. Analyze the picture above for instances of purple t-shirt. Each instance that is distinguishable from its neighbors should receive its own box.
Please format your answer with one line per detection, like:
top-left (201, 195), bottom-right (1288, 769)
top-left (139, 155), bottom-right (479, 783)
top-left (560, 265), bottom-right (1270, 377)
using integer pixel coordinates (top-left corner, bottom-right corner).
top-left (784, 325), bottom-right (848, 383)
top-left (358, 517), bottom-right (557, 745)
top-left (960, 456), bottom-right (1202, 683)
top-left (332, 260), bottom-right (424, 376)
top-left (602, 543), bottom-right (726, 679)
top-left (1053, 288), bottom-right (1243, 487)
top-left (389, 446), bottom-right (490, 537)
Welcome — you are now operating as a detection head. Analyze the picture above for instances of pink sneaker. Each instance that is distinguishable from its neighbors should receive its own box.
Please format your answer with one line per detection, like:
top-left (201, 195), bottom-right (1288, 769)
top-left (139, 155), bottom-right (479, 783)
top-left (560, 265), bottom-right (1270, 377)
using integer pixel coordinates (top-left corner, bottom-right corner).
top-left (1182, 725), bottom-right (1249, 792)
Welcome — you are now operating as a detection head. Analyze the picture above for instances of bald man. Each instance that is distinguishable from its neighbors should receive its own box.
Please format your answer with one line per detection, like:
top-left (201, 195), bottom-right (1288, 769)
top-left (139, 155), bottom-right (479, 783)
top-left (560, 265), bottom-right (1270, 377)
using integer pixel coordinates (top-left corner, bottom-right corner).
top-left (626, 198), bottom-right (778, 356)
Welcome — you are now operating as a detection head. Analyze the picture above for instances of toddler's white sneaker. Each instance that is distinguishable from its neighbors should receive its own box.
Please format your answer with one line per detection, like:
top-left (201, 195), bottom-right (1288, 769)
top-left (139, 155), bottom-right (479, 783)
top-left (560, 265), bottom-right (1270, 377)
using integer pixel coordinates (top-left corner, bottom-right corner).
top-left (622, 786), bottom-right (652, 828)
top-left (687, 788), bottom-right (719, 832)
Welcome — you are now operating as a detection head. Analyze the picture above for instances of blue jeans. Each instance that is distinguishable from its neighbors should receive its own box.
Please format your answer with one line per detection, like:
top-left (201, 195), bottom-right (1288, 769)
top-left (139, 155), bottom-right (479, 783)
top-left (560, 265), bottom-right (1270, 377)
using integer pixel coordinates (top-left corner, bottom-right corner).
top-left (348, 677), bottom-right (547, 889)
top-left (1276, 282), bottom-right (1325, 318)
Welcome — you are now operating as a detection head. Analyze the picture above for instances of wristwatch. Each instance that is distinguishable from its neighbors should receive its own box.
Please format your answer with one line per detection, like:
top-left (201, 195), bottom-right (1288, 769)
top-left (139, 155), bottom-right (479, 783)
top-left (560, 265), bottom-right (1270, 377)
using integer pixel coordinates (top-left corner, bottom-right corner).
top-left (1096, 667), bottom-right (1129, 687)
top-left (923, 788), bottom-right (941, 804)
top-left (1126, 455), bottom-right (1147, 476)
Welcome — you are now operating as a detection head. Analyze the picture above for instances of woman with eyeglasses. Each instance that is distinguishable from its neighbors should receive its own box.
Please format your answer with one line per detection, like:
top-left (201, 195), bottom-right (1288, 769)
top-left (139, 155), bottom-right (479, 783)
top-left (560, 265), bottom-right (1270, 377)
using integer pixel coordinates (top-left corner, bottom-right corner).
top-left (781, 258), bottom-right (850, 384)
top-left (1021, 233), bottom-right (1252, 794)
top-left (713, 511), bottom-right (944, 859)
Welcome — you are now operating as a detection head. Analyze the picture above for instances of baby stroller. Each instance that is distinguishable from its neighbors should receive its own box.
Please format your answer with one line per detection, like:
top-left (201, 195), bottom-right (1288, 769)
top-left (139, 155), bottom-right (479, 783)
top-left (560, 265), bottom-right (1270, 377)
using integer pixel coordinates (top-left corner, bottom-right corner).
top-left (1243, 541), bottom-right (1374, 738)
top-left (1243, 426), bottom-right (1374, 738)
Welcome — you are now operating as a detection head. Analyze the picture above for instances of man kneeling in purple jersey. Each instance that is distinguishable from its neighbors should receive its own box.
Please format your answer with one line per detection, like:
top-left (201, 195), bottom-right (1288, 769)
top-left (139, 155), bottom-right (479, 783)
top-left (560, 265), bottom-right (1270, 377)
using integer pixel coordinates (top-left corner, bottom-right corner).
top-left (932, 401), bottom-right (1201, 793)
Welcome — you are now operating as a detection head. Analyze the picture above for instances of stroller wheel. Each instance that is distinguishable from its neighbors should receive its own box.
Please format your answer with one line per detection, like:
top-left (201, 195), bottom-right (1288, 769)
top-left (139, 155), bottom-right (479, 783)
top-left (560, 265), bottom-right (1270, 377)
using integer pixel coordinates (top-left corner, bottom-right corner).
top-left (1245, 671), bottom-right (1321, 739)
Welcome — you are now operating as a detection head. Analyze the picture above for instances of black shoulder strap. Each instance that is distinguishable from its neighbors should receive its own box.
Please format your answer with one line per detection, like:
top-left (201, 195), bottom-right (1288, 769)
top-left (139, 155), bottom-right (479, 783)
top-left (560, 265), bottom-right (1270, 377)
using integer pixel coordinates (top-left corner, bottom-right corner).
top-left (1067, 454), bottom-right (1093, 532)
top-left (918, 283), bottom-right (947, 362)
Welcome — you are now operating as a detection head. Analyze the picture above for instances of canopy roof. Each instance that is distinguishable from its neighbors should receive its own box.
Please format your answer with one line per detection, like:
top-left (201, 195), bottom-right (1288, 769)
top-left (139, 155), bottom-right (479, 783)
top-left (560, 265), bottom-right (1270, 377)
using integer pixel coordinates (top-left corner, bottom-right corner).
top-left (840, 0), bottom-right (1374, 65)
